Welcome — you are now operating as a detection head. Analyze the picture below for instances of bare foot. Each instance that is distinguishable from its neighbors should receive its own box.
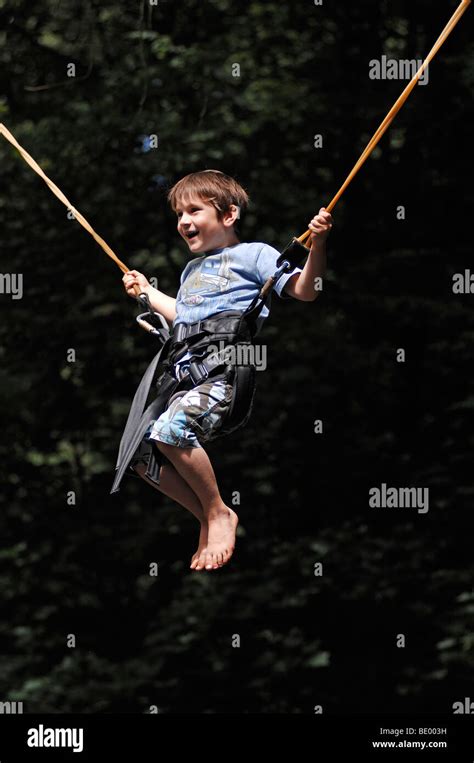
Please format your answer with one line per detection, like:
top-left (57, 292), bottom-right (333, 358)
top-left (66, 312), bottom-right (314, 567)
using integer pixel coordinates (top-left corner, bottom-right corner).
top-left (194, 506), bottom-right (239, 571)
top-left (190, 522), bottom-right (208, 570)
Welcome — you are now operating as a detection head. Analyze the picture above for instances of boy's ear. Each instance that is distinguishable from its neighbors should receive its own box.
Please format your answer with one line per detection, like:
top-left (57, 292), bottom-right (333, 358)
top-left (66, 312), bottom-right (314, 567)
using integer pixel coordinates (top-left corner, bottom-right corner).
top-left (223, 204), bottom-right (241, 226)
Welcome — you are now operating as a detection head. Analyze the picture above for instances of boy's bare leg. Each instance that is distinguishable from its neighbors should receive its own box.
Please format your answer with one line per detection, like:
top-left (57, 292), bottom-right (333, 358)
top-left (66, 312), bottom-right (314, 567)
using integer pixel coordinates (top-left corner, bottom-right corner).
top-left (134, 462), bottom-right (212, 569)
top-left (154, 440), bottom-right (238, 571)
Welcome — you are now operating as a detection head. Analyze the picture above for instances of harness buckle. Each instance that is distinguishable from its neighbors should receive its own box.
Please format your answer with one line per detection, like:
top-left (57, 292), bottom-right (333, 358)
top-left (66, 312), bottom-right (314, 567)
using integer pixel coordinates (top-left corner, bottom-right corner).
top-left (174, 320), bottom-right (204, 343)
top-left (189, 359), bottom-right (209, 386)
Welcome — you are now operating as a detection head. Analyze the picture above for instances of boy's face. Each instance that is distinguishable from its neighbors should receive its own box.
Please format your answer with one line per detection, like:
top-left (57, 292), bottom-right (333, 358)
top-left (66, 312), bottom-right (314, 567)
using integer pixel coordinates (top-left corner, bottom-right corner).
top-left (176, 195), bottom-right (237, 254)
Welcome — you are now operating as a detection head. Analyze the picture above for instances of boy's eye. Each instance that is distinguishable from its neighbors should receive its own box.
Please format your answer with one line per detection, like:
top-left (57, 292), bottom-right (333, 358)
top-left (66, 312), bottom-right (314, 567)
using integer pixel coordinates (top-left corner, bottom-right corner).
top-left (177, 207), bottom-right (200, 218)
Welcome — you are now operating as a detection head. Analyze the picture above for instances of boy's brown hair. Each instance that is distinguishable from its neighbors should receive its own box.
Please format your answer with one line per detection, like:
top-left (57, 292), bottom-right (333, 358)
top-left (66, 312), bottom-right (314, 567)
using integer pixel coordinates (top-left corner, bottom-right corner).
top-left (167, 170), bottom-right (249, 235)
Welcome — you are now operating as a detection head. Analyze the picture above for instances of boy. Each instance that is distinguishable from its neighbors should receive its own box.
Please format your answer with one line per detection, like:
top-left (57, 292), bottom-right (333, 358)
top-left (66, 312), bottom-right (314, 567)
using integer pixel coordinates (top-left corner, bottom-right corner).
top-left (117, 170), bottom-right (332, 572)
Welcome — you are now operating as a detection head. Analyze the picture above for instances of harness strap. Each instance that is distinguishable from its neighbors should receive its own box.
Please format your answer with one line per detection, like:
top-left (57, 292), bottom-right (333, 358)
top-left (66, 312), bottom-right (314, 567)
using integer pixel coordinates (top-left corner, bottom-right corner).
top-left (167, 309), bottom-right (257, 387)
top-left (110, 336), bottom-right (178, 494)
top-left (187, 352), bottom-right (226, 386)
top-left (171, 312), bottom-right (243, 349)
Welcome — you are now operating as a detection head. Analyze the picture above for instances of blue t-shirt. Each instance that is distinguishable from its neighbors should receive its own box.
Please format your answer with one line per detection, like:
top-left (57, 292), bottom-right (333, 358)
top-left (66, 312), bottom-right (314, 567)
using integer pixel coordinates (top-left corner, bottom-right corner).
top-left (173, 241), bottom-right (303, 332)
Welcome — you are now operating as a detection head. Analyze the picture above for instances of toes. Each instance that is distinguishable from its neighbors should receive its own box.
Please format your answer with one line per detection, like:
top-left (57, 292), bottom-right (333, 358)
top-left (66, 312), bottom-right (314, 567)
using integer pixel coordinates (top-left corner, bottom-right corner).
top-left (194, 554), bottom-right (207, 571)
top-left (193, 554), bottom-right (205, 570)
top-left (190, 552), bottom-right (200, 568)
top-left (194, 547), bottom-right (236, 571)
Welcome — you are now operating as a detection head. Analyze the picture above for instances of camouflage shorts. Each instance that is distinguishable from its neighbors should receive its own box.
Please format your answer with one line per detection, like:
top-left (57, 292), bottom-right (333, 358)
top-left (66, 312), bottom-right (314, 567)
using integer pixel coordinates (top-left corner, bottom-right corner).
top-left (144, 377), bottom-right (234, 449)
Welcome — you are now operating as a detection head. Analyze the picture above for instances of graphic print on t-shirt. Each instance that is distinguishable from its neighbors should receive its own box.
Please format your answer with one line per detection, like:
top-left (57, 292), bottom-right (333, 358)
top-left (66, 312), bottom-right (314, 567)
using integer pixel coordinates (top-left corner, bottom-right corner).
top-left (180, 253), bottom-right (232, 306)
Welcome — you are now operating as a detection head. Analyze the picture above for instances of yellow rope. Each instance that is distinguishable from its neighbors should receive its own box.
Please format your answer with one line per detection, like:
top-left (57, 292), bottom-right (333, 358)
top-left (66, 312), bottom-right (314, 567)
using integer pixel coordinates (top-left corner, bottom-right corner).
top-left (0, 122), bottom-right (130, 274)
top-left (300, 0), bottom-right (471, 246)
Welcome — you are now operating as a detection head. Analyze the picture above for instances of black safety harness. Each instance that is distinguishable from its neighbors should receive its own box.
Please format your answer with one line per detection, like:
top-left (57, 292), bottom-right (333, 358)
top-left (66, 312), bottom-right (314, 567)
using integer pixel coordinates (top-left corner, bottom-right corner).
top-left (110, 237), bottom-right (309, 493)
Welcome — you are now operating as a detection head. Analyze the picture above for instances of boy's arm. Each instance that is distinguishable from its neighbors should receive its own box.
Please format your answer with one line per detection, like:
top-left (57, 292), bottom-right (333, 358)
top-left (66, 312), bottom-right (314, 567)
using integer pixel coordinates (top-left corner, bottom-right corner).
top-left (283, 240), bottom-right (326, 302)
top-left (283, 208), bottom-right (332, 302)
top-left (143, 285), bottom-right (177, 323)
top-left (123, 270), bottom-right (177, 323)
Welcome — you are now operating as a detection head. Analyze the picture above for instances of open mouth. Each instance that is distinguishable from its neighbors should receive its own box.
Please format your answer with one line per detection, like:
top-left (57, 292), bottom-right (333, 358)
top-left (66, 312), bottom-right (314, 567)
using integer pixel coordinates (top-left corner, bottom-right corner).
top-left (185, 230), bottom-right (199, 239)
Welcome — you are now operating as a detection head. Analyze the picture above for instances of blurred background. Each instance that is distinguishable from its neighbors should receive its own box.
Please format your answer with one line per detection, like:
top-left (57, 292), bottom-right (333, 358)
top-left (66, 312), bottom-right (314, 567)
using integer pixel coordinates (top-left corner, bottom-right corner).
top-left (0, 0), bottom-right (472, 713)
